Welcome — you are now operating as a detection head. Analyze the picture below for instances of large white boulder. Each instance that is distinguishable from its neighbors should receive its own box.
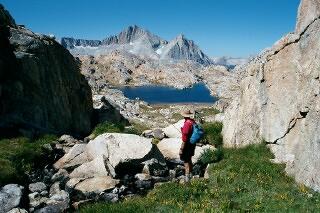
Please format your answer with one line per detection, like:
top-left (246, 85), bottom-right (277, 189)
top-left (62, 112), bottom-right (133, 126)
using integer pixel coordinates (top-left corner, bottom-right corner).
top-left (54, 144), bottom-right (88, 170)
top-left (73, 177), bottom-right (119, 196)
top-left (86, 133), bottom-right (166, 177)
top-left (157, 138), bottom-right (215, 163)
top-left (69, 155), bottom-right (109, 179)
top-left (162, 120), bottom-right (184, 138)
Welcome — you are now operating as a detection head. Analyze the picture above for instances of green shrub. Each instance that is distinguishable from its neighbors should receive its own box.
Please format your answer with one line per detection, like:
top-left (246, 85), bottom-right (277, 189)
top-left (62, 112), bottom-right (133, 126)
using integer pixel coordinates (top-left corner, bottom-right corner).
top-left (202, 122), bottom-right (223, 147)
top-left (199, 148), bottom-right (223, 165)
top-left (0, 135), bottom-right (57, 186)
top-left (124, 122), bottom-right (148, 135)
top-left (92, 122), bottom-right (125, 136)
top-left (198, 108), bottom-right (220, 117)
top-left (151, 138), bottom-right (160, 145)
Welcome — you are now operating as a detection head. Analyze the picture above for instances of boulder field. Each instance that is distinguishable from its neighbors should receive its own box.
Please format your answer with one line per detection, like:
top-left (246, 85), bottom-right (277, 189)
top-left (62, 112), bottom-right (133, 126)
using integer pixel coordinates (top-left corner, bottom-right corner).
top-left (223, 0), bottom-right (320, 191)
top-left (0, 120), bottom-right (214, 212)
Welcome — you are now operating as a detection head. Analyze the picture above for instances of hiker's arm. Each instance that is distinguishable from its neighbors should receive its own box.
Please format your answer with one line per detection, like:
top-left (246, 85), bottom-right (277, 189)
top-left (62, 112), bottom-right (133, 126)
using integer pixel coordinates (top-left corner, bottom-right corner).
top-left (180, 141), bottom-right (186, 152)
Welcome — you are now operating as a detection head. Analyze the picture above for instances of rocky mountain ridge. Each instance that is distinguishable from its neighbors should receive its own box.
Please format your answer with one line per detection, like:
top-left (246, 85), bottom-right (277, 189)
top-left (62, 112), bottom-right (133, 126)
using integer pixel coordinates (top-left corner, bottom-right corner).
top-left (61, 25), bottom-right (212, 65)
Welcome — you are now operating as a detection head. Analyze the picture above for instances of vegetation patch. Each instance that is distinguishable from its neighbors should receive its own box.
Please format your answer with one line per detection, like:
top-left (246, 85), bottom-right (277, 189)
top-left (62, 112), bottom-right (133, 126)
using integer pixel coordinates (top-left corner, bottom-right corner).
top-left (198, 107), bottom-right (220, 117)
top-left (0, 135), bottom-right (57, 186)
top-left (80, 144), bottom-right (320, 212)
top-left (202, 122), bottom-right (223, 147)
top-left (92, 121), bottom-right (148, 137)
top-left (198, 148), bottom-right (223, 165)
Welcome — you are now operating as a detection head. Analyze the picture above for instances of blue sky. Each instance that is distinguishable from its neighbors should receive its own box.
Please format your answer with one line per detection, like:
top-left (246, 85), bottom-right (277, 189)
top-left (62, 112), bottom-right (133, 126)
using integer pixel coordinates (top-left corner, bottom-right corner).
top-left (1, 0), bottom-right (300, 57)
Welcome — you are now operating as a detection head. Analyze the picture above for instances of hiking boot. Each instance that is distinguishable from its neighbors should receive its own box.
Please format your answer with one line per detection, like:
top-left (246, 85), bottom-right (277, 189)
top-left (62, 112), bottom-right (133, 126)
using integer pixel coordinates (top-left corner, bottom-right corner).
top-left (185, 174), bottom-right (193, 183)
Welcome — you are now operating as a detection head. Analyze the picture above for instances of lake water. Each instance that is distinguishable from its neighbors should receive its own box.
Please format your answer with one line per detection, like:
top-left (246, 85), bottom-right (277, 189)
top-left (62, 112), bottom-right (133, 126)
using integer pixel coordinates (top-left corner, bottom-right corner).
top-left (119, 83), bottom-right (217, 104)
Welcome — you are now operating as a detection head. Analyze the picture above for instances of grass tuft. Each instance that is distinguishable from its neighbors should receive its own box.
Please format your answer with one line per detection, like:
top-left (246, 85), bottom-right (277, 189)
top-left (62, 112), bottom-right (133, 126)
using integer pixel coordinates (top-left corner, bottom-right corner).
top-left (0, 135), bottom-right (57, 186)
top-left (91, 121), bottom-right (148, 138)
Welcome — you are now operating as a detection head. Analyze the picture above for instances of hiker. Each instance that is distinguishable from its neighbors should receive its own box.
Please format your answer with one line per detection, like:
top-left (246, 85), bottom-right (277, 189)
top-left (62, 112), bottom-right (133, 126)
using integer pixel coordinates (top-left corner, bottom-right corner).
top-left (179, 109), bottom-right (196, 182)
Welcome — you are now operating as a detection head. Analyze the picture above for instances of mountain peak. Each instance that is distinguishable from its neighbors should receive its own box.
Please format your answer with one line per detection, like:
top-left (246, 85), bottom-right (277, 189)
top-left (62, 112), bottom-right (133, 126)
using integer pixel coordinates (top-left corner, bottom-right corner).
top-left (160, 34), bottom-right (212, 65)
top-left (176, 33), bottom-right (185, 40)
top-left (102, 25), bottom-right (167, 49)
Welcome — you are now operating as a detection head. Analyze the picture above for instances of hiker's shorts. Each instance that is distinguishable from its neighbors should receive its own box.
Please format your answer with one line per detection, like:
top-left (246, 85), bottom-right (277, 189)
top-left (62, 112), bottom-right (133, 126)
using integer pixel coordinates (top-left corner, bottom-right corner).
top-left (180, 142), bottom-right (196, 162)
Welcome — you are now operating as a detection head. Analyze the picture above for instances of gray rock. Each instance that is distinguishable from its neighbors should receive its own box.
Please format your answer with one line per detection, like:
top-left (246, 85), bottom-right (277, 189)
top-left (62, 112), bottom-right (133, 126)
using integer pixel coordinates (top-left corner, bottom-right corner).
top-left (135, 173), bottom-right (152, 181)
top-left (71, 199), bottom-right (94, 210)
top-left (29, 182), bottom-right (47, 193)
top-left (154, 182), bottom-right (165, 188)
top-left (142, 129), bottom-right (165, 140)
top-left (40, 191), bottom-right (48, 197)
top-left (51, 169), bottom-right (69, 182)
top-left (7, 208), bottom-right (28, 213)
top-left (142, 158), bottom-right (168, 177)
top-left (118, 185), bottom-right (127, 194)
top-left (46, 190), bottom-right (69, 211)
top-left (135, 180), bottom-right (152, 189)
top-left (204, 164), bottom-right (211, 179)
top-left (0, 184), bottom-right (24, 213)
top-left (69, 176), bottom-right (119, 198)
top-left (58, 135), bottom-right (79, 145)
top-left (49, 182), bottom-right (61, 197)
top-left (29, 192), bottom-right (48, 209)
top-left (151, 176), bottom-right (170, 183)
top-left (169, 169), bottom-right (176, 179)
top-left (101, 193), bottom-right (119, 203)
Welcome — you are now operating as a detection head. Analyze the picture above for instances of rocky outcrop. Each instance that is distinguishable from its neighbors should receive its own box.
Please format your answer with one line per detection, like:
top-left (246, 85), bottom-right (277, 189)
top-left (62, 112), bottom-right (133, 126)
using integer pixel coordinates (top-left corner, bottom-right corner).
top-left (0, 4), bottom-right (16, 28)
top-left (223, 0), bottom-right (320, 191)
top-left (0, 4), bottom-right (93, 136)
top-left (295, 0), bottom-right (320, 34)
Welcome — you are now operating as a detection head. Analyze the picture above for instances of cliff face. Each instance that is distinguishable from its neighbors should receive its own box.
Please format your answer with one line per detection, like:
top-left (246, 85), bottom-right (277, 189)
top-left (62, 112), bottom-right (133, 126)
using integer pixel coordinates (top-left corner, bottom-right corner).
top-left (223, 0), bottom-right (320, 191)
top-left (0, 5), bottom-right (93, 137)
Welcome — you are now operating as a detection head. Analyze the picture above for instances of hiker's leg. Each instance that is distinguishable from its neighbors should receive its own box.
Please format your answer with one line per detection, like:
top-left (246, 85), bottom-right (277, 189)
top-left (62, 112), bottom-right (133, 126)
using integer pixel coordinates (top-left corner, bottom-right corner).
top-left (184, 162), bottom-right (190, 175)
top-left (188, 161), bottom-right (193, 174)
